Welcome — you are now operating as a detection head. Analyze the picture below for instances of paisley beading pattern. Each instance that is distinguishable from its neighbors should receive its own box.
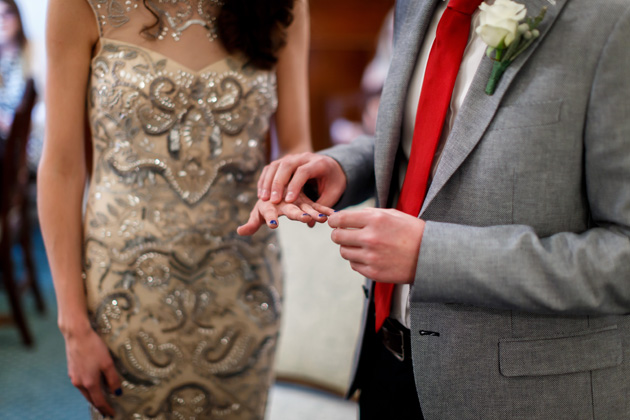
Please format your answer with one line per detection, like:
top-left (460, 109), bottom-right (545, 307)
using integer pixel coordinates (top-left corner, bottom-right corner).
top-left (83, 35), bottom-right (281, 420)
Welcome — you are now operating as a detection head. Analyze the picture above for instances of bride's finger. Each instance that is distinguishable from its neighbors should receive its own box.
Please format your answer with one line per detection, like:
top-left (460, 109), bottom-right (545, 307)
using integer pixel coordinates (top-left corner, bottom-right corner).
top-left (275, 202), bottom-right (312, 223)
top-left (290, 193), bottom-right (330, 222)
top-left (257, 202), bottom-right (281, 229)
top-left (295, 201), bottom-right (328, 222)
top-left (311, 201), bottom-right (335, 216)
top-left (237, 205), bottom-right (268, 236)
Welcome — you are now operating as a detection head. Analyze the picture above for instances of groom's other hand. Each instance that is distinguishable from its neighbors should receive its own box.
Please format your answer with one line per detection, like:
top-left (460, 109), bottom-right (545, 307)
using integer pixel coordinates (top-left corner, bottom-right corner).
top-left (328, 208), bottom-right (425, 284)
top-left (257, 152), bottom-right (347, 207)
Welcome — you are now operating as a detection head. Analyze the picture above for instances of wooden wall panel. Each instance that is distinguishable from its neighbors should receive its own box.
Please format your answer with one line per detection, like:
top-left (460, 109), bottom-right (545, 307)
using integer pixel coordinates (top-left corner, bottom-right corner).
top-left (308, 0), bottom-right (395, 151)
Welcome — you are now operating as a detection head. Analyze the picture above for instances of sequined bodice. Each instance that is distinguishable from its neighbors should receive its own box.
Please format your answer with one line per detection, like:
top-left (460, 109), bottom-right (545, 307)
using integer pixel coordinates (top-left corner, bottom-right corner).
top-left (87, 39), bottom-right (276, 207)
top-left (82, 3), bottom-right (282, 418)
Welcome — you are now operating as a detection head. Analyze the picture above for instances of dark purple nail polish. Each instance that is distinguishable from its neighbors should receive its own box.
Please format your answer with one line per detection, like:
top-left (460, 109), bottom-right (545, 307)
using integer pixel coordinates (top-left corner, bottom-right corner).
top-left (115, 388), bottom-right (123, 396)
top-left (270, 220), bottom-right (278, 225)
top-left (319, 214), bottom-right (325, 218)
top-left (302, 213), bottom-right (309, 217)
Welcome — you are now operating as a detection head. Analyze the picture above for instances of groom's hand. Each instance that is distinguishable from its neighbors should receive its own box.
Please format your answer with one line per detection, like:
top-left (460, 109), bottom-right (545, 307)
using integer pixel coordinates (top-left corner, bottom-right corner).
top-left (258, 152), bottom-right (347, 207)
top-left (328, 208), bottom-right (425, 284)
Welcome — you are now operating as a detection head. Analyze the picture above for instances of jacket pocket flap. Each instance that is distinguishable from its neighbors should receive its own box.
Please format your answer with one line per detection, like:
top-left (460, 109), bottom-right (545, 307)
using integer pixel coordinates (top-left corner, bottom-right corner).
top-left (490, 99), bottom-right (563, 130)
top-left (499, 326), bottom-right (622, 377)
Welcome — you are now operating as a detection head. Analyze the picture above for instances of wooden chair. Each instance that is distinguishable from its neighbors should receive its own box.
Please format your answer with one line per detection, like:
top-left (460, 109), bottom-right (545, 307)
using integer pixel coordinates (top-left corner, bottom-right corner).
top-left (0, 78), bottom-right (45, 346)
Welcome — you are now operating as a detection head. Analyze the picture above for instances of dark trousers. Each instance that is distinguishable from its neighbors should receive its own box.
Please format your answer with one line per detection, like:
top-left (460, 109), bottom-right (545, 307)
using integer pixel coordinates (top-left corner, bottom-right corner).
top-left (358, 325), bottom-right (424, 420)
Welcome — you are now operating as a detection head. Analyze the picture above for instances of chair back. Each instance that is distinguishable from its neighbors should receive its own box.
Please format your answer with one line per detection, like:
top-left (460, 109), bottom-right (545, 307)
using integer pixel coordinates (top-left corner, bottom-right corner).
top-left (0, 78), bottom-right (37, 243)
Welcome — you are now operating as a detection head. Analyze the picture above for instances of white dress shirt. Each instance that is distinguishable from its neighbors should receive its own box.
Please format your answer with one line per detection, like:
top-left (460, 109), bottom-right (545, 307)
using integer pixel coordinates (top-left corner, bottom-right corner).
top-left (390, 0), bottom-right (488, 328)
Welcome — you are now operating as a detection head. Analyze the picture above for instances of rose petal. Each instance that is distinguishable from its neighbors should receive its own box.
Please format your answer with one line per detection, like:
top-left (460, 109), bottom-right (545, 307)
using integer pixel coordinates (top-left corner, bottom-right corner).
top-left (477, 0), bottom-right (527, 47)
top-left (477, 24), bottom-right (511, 48)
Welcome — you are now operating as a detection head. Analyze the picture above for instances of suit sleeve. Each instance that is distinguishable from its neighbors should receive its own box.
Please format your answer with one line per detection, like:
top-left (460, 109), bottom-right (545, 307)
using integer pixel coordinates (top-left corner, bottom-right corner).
top-left (319, 134), bottom-right (376, 209)
top-left (411, 7), bottom-right (630, 315)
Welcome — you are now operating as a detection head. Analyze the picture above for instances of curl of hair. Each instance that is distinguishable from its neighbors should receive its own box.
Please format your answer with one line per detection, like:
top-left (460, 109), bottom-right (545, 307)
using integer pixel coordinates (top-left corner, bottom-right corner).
top-left (141, 0), bottom-right (295, 70)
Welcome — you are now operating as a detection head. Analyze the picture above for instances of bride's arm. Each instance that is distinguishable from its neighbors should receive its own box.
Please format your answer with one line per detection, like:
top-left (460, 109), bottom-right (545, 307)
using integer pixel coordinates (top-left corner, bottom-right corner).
top-left (38, 0), bottom-right (120, 416)
top-left (237, 0), bottom-right (324, 236)
top-left (274, 0), bottom-right (312, 156)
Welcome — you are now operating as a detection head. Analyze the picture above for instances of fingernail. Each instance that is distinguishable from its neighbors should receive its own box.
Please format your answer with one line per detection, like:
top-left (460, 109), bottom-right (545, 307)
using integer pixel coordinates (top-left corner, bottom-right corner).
top-left (271, 191), bottom-right (278, 198)
top-left (262, 189), bottom-right (268, 197)
top-left (115, 388), bottom-right (122, 396)
top-left (318, 214), bottom-right (325, 218)
top-left (302, 213), bottom-right (310, 217)
top-left (286, 192), bottom-right (295, 201)
top-left (334, 210), bottom-right (339, 213)
top-left (270, 220), bottom-right (278, 226)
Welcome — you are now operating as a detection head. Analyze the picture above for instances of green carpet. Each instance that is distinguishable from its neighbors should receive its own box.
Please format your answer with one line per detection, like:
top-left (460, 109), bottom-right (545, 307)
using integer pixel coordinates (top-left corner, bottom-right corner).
top-left (0, 229), bottom-right (89, 420)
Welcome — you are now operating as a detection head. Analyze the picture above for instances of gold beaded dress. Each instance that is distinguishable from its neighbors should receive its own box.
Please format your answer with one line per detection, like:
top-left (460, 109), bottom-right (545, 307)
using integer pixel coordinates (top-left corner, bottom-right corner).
top-left (83, 1), bottom-right (282, 418)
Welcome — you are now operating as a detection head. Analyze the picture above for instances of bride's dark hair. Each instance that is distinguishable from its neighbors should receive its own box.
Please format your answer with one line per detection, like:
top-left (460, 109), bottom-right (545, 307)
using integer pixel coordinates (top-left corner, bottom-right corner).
top-left (141, 0), bottom-right (295, 70)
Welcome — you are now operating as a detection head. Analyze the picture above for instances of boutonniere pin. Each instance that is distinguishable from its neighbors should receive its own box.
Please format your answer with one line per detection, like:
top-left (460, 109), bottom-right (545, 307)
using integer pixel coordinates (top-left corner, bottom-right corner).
top-left (476, 0), bottom-right (547, 95)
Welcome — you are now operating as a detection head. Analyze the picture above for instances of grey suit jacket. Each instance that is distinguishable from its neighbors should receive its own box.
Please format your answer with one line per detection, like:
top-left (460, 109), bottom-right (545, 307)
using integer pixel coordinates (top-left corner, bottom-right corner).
top-left (321, 0), bottom-right (630, 418)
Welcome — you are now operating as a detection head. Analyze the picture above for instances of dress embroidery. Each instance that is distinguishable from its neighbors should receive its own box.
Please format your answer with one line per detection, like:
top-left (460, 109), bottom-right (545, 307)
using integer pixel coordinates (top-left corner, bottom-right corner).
top-left (83, 3), bottom-right (282, 417)
top-left (91, 42), bottom-right (276, 205)
top-left (90, 0), bottom-right (223, 42)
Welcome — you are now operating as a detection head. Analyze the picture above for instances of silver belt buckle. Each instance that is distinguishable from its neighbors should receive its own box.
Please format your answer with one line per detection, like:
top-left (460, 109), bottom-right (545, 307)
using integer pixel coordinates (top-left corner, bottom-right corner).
top-left (382, 321), bottom-right (405, 362)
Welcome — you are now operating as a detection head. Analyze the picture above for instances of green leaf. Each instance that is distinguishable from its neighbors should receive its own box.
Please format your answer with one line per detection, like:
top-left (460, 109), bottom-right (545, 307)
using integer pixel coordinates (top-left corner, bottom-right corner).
top-left (503, 31), bottom-right (523, 62)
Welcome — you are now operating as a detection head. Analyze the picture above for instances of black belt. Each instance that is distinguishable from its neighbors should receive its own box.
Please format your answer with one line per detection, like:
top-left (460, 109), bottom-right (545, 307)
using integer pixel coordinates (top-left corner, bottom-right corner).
top-left (378, 318), bottom-right (411, 362)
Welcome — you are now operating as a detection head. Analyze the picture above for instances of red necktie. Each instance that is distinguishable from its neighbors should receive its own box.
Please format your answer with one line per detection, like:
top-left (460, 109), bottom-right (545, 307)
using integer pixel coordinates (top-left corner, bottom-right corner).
top-left (374, 0), bottom-right (483, 332)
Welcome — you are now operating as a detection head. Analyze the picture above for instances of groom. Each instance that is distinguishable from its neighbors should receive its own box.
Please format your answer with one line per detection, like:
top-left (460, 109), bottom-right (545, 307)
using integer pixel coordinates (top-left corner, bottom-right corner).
top-left (240, 0), bottom-right (630, 418)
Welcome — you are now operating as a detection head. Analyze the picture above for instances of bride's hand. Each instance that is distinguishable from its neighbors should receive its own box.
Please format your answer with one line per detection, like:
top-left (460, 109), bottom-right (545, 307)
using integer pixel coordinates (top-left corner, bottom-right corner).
top-left (237, 191), bottom-right (334, 236)
top-left (64, 326), bottom-right (122, 417)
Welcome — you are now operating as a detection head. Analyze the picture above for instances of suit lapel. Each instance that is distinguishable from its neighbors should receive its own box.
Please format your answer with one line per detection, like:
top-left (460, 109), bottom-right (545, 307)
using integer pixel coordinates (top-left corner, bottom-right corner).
top-left (419, 0), bottom-right (569, 216)
top-left (375, 0), bottom-right (440, 208)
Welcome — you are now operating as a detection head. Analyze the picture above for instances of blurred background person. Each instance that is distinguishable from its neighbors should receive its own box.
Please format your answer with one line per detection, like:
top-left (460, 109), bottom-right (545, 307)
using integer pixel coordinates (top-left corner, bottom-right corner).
top-left (329, 8), bottom-right (393, 145)
top-left (0, 0), bottom-right (29, 148)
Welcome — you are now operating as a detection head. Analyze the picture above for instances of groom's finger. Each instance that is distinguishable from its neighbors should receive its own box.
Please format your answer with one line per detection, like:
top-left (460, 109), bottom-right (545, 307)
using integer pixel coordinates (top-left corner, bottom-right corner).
top-left (270, 154), bottom-right (310, 203)
top-left (327, 210), bottom-right (370, 229)
top-left (349, 261), bottom-right (376, 280)
top-left (285, 161), bottom-right (316, 202)
top-left (258, 164), bottom-right (271, 198)
top-left (259, 163), bottom-right (279, 201)
top-left (338, 245), bottom-right (367, 264)
top-left (271, 160), bottom-right (301, 203)
top-left (331, 228), bottom-right (364, 247)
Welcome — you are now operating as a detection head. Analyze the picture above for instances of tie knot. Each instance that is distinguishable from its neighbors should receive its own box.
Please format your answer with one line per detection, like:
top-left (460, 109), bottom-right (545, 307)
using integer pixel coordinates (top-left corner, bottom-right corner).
top-left (447, 0), bottom-right (484, 15)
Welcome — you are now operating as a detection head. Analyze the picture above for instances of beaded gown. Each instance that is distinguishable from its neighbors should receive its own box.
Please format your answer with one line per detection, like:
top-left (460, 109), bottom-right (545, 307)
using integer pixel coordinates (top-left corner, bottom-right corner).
top-left (83, 1), bottom-right (282, 418)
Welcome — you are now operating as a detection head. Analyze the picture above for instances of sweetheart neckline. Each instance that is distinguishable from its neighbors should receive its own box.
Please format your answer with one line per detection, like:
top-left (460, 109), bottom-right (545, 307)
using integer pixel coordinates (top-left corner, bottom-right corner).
top-left (95, 37), bottom-right (233, 75)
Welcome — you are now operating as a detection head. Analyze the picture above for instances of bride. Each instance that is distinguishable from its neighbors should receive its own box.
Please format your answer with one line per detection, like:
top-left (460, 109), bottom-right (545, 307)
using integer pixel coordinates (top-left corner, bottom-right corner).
top-left (38, 0), bottom-right (316, 418)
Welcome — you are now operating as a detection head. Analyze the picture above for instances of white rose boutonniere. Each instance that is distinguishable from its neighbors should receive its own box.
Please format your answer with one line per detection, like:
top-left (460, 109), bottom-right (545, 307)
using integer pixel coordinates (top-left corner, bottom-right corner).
top-left (476, 0), bottom-right (547, 95)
